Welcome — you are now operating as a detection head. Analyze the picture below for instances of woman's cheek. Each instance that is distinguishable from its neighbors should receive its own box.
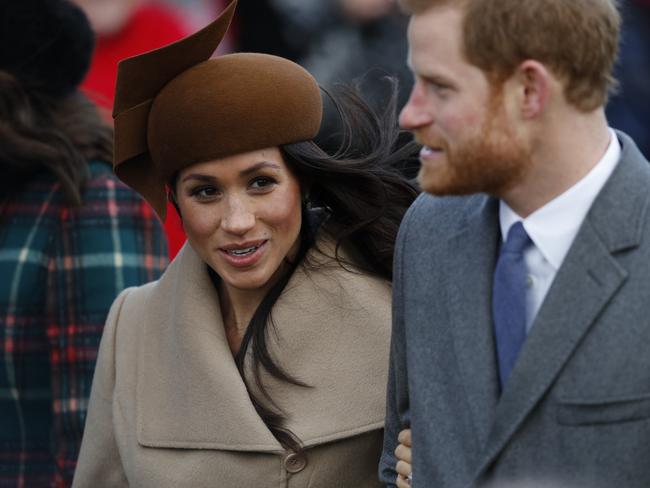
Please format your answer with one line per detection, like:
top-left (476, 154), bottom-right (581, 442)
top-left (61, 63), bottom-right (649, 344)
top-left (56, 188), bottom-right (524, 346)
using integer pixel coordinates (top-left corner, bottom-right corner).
top-left (265, 191), bottom-right (301, 231)
top-left (183, 203), bottom-right (221, 240)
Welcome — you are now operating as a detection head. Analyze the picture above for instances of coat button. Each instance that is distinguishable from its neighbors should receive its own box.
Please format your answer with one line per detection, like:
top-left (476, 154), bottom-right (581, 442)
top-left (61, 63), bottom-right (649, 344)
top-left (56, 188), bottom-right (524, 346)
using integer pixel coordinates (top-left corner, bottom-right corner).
top-left (283, 452), bottom-right (307, 474)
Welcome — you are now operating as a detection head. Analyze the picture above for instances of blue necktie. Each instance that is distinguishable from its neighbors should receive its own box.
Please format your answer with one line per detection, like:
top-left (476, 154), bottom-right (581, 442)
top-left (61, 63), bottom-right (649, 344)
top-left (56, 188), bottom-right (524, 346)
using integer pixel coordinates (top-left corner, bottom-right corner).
top-left (493, 221), bottom-right (532, 389)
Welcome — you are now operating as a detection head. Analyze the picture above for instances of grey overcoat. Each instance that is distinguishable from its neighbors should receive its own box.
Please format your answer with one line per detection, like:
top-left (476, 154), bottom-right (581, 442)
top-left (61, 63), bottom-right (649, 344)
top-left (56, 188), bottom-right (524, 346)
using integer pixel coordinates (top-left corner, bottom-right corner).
top-left (73, 240), bottom-right (391, 487)
top-left (380, 132), bottom-right (650, 487)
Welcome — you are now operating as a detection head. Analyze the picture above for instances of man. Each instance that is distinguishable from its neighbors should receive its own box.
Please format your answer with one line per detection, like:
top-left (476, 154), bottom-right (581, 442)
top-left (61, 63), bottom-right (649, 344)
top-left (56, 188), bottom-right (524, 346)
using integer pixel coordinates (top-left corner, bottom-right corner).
top-left (380, 0), bottom-right (650, 487)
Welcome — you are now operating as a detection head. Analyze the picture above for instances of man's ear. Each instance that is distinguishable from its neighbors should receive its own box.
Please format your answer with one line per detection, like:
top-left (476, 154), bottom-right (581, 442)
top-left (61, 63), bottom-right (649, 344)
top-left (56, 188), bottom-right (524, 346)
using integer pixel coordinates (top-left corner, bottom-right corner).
top-left (514, 60), bottom-right (551, 119)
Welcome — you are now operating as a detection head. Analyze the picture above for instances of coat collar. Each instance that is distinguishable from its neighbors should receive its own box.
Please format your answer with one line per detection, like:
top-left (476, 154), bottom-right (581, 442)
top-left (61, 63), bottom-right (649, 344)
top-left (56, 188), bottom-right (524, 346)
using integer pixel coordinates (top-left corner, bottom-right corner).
top-left (136, 238), bottom-right (391, 452)
top-left (445, 195), bottom-right (501, 449)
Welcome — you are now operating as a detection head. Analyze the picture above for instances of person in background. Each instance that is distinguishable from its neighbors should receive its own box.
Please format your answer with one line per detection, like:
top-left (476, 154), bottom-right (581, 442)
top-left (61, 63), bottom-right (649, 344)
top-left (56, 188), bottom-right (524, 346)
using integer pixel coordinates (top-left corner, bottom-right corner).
top-left (0, 1), bottom-right (168, 485)
top-left (236, 0), bottom-right (414, 155)
top-left (382, 0), bottom-right (650, 486)
top-left (606, 0), bottom-right (650, 158)
top-left (163, 0), bottom-right (232, 32)
top-left (73, 0), bottom-right (195, 259)
top-left (73, 2), bottom-right (418, 486)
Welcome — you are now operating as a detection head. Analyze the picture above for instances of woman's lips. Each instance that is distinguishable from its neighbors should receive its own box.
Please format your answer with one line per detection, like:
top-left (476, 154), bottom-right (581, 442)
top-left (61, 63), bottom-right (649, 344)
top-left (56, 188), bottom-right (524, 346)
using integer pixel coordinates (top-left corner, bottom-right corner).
top-left (218, 240), bottom-right (268, 268)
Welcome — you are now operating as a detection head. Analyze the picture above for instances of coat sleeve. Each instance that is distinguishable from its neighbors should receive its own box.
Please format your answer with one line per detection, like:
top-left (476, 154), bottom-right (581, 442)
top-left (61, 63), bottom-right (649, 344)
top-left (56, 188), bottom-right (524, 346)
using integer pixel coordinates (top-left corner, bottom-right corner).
top-left (72, 289), bottom-right (131, 488)
top-left (378, 204), bottom-right (415, 487)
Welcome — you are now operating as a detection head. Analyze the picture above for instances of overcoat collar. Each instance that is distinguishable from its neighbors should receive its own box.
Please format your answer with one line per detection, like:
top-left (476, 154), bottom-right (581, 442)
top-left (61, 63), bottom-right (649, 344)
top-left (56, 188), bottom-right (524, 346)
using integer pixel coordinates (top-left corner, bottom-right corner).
top-left (135, 239), bottom-right (391, 452)
top-left (446, 195), bottom-right (501, 449)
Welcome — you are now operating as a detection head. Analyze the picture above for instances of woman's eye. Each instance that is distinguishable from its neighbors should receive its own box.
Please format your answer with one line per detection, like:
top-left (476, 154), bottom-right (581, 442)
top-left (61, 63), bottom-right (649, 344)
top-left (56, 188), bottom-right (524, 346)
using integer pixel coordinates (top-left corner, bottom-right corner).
top-left (190, 186), bottom-right (220, 200)
top-left (250, 176), bottom-right (277, 191)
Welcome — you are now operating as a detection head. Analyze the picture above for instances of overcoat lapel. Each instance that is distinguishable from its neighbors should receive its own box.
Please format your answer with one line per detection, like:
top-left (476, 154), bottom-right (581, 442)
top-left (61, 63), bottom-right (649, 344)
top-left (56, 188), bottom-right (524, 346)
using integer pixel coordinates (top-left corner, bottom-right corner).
top-left (475, 132), bottom-right (650, 477)
top-left (134, 238), bottom-right (391, 453)
top-left (136, 242), bottom-right (282, 452)
top-left (447, 196), bottom-right (501, 448)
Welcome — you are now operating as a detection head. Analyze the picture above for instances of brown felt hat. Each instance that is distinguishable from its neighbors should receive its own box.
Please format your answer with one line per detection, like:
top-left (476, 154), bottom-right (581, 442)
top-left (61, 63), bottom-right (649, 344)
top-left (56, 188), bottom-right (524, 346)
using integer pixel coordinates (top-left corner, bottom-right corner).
top-left (112, 0), bottom-right (323, 219)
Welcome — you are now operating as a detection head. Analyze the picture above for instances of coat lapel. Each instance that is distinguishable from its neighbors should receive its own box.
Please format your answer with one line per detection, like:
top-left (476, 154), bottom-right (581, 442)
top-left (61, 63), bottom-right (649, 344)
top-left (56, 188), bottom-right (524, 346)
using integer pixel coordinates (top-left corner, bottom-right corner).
top-left (136, 243), bottom-right (283, 452)
top-left (135, 238), bottom-right (392, 452)
top-left (474, 131), bottom-right (650, 477)
top-left (447, 196), bottom-right (501, 448)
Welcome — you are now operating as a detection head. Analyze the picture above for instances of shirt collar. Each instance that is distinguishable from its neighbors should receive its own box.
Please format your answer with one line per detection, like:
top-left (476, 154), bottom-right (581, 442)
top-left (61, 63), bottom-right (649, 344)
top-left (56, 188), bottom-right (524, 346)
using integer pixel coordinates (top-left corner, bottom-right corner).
top-left (500, 128), bottom-right (621, 270)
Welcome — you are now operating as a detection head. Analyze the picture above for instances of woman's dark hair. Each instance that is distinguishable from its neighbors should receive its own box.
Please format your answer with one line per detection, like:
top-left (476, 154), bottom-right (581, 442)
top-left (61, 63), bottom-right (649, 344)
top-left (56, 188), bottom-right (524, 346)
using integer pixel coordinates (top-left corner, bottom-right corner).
top-left (229, 79), bottom-right (420, 453)
top-left (0, 70), bottom-right (113, 205)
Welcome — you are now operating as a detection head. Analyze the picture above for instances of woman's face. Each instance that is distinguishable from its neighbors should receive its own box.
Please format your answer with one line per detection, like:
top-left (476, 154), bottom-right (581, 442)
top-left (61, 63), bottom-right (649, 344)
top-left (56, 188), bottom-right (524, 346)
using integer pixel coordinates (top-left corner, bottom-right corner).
top-left (175, 147), bottom-right (303, 292)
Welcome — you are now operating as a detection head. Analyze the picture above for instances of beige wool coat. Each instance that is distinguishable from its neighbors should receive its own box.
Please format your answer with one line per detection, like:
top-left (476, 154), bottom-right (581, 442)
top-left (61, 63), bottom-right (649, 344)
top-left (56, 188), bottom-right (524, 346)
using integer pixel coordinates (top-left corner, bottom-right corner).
top-left (73, 240), bottom-right (392, 488)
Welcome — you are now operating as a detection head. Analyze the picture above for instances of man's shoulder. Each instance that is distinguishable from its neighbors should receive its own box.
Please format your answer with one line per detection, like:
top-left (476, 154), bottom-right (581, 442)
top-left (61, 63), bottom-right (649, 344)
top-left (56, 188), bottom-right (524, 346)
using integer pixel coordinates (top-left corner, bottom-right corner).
top-left (400, 192), bottom-right (489, 240)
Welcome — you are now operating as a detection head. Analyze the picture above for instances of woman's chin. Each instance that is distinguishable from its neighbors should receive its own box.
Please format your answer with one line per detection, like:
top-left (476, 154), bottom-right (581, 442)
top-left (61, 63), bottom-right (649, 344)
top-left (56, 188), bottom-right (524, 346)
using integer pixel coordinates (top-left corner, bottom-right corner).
top-left (218, 269), bottom-right (273, 292)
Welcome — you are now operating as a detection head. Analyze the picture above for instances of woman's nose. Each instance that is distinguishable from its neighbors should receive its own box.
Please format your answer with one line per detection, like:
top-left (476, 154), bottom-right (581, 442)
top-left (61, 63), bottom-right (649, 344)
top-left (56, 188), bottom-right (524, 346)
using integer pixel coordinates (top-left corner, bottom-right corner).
top-left (221, 198), bottom-right (256, 235)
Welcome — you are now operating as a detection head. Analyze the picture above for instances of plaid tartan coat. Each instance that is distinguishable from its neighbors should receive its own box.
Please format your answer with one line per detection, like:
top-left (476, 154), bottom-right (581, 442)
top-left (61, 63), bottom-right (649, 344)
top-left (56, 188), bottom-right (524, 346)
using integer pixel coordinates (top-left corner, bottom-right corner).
top-left (0, 161), bottom-right (168, 487)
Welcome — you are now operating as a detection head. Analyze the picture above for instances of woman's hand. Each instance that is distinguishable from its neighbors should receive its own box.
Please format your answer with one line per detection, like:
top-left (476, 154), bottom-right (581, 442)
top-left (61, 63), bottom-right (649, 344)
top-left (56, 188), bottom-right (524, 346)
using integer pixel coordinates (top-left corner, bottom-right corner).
top-left (395, 428), bottom-right (412, 487)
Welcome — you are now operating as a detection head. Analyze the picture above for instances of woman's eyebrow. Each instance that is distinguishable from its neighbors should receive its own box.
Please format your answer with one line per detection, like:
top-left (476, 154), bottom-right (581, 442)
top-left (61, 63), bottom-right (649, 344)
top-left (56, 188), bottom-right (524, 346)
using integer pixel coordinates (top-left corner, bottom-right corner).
top-left (180, 161), bottom-right (281, 183)
top-left (240, 161), bottom-right (281, 176)
top-left (181, 174), bottom-right (218, 184)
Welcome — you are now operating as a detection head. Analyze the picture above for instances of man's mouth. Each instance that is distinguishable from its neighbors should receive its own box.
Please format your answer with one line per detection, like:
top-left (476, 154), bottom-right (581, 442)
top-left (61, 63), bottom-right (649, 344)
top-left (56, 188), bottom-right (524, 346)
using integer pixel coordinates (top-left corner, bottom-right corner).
top-left (420, 145), bottom-right (444, 158)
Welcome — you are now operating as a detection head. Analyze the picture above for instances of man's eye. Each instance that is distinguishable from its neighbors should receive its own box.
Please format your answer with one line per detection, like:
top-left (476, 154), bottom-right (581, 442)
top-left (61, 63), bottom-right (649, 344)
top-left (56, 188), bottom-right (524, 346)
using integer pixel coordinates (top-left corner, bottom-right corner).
top-left (429, 82), bottom-right (449, 94)
top-left (421, 77), bottom-right (451, 96)
top-left (250, 176), bottom-right (277, 190)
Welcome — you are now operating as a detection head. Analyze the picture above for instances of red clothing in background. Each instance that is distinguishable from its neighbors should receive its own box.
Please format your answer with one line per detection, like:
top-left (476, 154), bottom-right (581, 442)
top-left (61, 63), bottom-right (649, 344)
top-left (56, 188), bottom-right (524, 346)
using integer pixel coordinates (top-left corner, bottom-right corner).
top-left (81, 3), bottom-right (190, 259)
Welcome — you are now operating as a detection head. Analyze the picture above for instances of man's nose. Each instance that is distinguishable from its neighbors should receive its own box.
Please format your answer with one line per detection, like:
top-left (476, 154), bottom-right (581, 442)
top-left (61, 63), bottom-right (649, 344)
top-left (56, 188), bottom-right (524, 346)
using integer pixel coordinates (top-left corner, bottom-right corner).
top-left (221, 197), bottom-right (256, 235)
top-left (399, 82), bottom-right (433, 130)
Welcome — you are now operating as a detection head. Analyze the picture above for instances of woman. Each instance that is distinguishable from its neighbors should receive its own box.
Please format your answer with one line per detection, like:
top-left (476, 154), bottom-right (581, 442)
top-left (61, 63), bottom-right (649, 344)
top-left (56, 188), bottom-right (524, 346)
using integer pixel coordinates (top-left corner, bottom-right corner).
top-left (0, 0), bottom-right (168, 485)
top-left (73, 1), bottom-right (418, 486)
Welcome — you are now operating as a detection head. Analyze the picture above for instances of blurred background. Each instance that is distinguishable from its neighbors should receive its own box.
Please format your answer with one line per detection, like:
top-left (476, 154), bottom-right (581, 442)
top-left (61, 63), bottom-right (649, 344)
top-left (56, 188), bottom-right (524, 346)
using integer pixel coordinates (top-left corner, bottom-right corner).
top-left (72, 0), bottom-right (650, 258)
top-left (606, 0), bottom-right (650, 160)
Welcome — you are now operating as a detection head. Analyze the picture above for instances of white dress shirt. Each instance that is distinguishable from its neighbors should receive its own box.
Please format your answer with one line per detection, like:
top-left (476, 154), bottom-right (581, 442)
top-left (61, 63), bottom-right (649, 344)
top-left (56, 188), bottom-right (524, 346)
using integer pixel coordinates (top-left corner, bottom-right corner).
top-left (499, 129), bottom-right (621, 331)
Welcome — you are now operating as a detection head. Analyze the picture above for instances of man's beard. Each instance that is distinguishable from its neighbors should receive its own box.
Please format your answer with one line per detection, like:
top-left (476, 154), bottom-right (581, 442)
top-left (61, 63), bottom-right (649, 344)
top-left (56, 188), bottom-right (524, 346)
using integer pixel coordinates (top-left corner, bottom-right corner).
top-left (418, 95), bottom-right (531, 197)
